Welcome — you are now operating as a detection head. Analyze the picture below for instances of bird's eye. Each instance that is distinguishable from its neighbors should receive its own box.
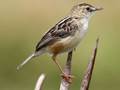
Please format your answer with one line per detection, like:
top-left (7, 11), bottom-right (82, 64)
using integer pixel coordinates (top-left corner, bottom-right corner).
top-left (86, 7), bottom-right (92, 12)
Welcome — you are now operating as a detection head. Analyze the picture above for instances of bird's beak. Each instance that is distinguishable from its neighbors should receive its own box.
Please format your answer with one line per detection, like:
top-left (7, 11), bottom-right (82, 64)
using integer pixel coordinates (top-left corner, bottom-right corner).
top-left (94, 7), bottom-right (103, 11)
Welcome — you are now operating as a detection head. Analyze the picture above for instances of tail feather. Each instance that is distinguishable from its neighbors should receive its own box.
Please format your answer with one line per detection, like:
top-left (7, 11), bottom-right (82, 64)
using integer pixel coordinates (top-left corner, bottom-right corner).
top-left (17, 53), bottom-right (35, 70)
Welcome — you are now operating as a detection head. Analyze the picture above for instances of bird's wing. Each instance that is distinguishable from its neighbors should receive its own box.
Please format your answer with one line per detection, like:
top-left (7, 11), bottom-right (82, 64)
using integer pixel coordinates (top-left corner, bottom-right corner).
top-left (35, 17), bottom-right (78, 52)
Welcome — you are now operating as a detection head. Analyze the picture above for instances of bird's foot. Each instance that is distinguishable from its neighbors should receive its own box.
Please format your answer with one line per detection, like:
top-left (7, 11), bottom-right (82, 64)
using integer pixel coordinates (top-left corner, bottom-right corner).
top-left (61, 74), bottom-right (74, 83)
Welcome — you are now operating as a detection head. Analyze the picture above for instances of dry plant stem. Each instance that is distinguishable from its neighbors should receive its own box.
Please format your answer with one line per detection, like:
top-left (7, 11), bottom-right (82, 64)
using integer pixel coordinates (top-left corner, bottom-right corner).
top-left (80, 38), bottom-right (99, 90)
top-left (60, 51), bottom-right (73, 90)
top-left (35, 74), bottom-right (46, 90)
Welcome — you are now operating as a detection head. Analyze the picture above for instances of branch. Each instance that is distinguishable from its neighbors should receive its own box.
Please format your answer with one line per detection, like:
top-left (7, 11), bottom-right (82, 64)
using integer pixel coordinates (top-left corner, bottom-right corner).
top-left (60, 51), bottom-right (73, 90)
top-left (80, 38), bottom-right (99, 90)
top-left (35, 74), bottom-right (46, 90)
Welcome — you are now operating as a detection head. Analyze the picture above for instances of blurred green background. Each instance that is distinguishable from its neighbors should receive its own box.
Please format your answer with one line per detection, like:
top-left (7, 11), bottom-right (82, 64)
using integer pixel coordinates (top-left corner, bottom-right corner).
top-left (0, 0), bottom-right (120, 90)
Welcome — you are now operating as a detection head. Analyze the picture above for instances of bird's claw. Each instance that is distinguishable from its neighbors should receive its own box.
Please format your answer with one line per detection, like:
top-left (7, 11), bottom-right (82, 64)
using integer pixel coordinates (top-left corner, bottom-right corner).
top-left (61, 74), bottom-right (74, 83)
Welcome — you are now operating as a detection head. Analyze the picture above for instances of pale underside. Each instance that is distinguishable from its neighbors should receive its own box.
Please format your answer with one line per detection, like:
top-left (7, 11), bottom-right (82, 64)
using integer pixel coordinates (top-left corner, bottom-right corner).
top-left (47, 30), bottom-right (83, 55)
top-left (35, 17), bottom-right (89, 56)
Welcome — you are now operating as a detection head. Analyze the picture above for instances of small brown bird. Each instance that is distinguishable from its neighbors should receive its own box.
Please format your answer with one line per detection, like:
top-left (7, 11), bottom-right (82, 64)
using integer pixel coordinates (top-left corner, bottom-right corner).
top-left (17, 3), bottom-right (102, 80)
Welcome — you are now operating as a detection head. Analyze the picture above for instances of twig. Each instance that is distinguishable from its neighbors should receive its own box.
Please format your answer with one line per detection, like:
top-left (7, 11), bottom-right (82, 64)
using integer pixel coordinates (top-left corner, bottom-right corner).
top-left (35, 74), bottom-right (46, 90)
top-left (60, 51), bottom-right (73, 90)
top-left (80, 38), bottom-right (99, 90)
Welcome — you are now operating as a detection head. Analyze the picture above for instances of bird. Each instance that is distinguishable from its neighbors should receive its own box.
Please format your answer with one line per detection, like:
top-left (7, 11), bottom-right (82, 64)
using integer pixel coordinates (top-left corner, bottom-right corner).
top-left (17, 3), bottom-right (102, 81)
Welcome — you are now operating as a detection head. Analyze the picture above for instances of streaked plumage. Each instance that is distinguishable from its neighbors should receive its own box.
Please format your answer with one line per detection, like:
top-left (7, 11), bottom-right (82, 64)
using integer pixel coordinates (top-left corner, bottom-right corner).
top-left (17, 3), bottom-right (102, 81)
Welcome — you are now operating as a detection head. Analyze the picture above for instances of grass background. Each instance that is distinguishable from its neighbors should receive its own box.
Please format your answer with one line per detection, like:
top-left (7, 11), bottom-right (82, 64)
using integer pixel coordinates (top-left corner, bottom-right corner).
top-left (0, 0), bottom-right (120, 90)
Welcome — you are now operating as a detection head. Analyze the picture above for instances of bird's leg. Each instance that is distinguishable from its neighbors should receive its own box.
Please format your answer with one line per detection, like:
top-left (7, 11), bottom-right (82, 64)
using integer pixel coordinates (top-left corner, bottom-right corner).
top-left (52, 55), bottom-right (65, 74)
top-left (52, 55), bottom-right (73, 83)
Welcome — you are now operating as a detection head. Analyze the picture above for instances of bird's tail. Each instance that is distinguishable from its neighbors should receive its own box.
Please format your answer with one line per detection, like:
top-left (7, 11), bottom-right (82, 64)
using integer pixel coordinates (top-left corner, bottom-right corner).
top-left (17, 53), bottom-right (35, 70)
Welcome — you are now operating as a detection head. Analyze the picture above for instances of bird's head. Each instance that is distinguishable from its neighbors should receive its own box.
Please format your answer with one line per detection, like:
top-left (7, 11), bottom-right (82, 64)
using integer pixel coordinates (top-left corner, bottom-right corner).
top-left (70, 3), bottom-right (103, 18)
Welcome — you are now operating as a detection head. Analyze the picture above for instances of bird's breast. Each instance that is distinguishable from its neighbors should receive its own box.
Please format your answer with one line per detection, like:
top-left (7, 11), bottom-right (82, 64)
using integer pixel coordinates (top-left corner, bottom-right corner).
top-left (78, 18), bottom-right (88, 39)
top-left (80, 18), bottom-right (88, 30)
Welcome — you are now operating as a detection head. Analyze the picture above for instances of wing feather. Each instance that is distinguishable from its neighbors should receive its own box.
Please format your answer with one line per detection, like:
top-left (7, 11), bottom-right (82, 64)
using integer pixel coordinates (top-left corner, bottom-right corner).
top-left (35, 17), bottom-right (78, 52)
